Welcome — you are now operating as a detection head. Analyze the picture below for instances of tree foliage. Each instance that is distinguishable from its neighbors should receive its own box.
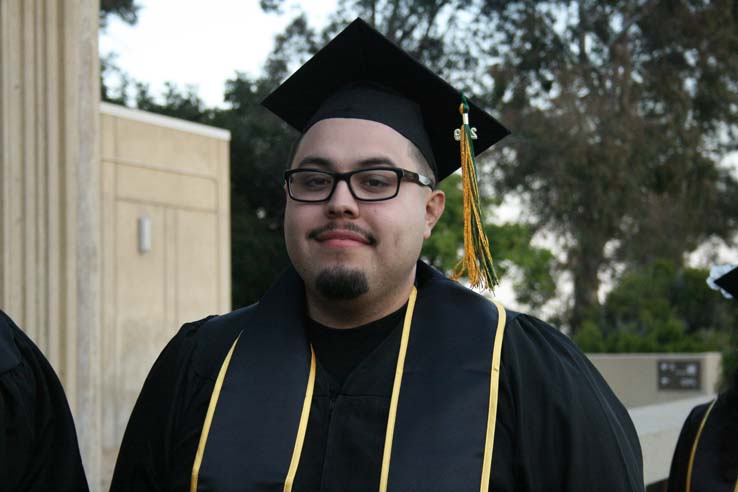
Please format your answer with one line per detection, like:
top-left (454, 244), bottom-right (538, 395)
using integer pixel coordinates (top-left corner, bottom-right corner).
top-left (216, 75), bottom-right (295, 307)
top-left (99, 0), bottom-right (139, 29)
top-left (100, 0), bottom-right (141, 102)
top-left (574, 260), bottom-right (738, 386)
top-left (476, 0), bottom-right (738, 330)
top-left (422, 174), bottom-right (556, 309)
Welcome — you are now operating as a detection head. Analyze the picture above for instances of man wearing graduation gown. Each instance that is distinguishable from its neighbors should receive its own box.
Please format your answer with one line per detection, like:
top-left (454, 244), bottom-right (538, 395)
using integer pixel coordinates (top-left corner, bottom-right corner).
top-left (668, 265), bottom-right (738, 492)
top-left (0, 310), bottom-right (89, 491)
top-left (110, 19), bottom-right (644, 492)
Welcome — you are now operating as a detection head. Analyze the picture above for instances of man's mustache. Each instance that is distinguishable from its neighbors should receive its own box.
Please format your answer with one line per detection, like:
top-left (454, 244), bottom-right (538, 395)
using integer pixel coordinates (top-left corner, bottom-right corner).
top-left (308, 223), bottom-right (378, 245)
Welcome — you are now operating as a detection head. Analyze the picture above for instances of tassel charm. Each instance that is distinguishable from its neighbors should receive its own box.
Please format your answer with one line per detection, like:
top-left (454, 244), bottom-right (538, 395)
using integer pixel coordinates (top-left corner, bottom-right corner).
top-left (452, 96), bottom-right (499, 290)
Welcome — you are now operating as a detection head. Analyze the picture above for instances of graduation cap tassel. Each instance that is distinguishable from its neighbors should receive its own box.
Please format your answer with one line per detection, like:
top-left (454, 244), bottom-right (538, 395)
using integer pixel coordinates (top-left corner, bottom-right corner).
top-left (452, 96), bottom-right (499, 290)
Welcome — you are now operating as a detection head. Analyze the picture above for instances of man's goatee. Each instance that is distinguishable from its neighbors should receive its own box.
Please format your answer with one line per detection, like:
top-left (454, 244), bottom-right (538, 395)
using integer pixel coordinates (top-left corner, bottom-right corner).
top-left (315, 267), bottom-right (369, 300)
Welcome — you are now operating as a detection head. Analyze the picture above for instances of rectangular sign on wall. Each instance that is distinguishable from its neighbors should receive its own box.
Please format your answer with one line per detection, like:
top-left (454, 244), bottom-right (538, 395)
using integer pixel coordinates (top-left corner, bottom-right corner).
top-left (658, 360), bottom-right (701, 390)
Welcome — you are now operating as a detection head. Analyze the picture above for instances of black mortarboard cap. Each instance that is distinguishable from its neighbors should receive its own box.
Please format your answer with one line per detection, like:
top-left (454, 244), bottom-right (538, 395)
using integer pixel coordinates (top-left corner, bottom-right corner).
top-left (262, 18), bottom-right (510, 182)
top-left (715, 265), bottom-right (738, 299)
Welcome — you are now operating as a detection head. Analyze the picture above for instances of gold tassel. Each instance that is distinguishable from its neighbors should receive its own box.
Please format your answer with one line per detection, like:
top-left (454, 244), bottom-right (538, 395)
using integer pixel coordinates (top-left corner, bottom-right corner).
top-left (452, 96), bottom-right (499, 290)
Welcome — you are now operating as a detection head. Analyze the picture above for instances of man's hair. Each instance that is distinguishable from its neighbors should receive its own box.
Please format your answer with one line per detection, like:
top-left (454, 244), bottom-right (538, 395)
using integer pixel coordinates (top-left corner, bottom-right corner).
top-left (286, 133), bottom-right (303, 169)
top-left (407, 141), bottom-right (436, 186)
top-left (286, 132), bottom-right (437, 187)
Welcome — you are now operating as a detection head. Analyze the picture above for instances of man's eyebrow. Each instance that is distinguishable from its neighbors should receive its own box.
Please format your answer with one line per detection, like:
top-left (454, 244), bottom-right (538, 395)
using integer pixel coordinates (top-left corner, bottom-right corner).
top-left (296, 156), bottom-right (400, 169)
top-left (357, 157), bottom-right (398, 168)
top-left (296, 156), bottom-right (334, 168)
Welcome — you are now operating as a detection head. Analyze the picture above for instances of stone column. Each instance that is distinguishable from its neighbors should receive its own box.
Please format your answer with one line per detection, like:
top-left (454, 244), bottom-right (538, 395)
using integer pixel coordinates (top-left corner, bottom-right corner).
top-left (0, 0), bottom-right (102, 488)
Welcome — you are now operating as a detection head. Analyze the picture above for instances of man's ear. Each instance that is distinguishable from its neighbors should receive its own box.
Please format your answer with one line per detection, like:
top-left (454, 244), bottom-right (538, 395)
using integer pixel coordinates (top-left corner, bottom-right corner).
top-left (423, 190), bottom-right (445, 239)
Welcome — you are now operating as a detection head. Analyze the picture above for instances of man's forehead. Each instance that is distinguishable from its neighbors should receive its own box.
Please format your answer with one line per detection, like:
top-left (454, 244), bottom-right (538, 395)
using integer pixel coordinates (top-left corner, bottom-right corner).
top-left (302, 117), bottom-right (414, 144)
top-left (294, 118), bottom-right (419, 165)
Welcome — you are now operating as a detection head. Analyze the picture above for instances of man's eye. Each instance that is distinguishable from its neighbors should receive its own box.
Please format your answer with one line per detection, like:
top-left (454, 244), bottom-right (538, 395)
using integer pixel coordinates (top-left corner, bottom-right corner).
top-left (302, 176), bottom-right (331, 188)
top-left (359, 174), bottom-right (392, 188)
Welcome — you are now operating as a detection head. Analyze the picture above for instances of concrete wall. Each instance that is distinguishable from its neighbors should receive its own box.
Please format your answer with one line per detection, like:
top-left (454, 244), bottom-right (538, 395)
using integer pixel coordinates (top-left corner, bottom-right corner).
top-left (99, 102), bottom-right (231, 488)
top-left (589, 352), bottom-right (722, 408)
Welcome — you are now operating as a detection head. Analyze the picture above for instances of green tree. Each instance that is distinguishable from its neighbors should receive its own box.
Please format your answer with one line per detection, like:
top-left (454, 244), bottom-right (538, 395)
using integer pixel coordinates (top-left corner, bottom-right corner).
top-left (576, 261), bottom-right (738, 365)
top-left (477, 0), bottom-right (738, 331)
top-left (100, 0), bottom-right (139, 28)
top-left (215, 74), bottom-right (295, 307)
top-left (575, 260), bottom-right (738, 385)
top-left (422, 174), bottom-right (557, 309)
top-left (598, 261), bottom-right (738, 339)
top-left (100, 0), bottom-right (141, 103)
top-left (134, 82), bottom-right (211, 123)
top-left (573, 320), bottom-right (608, 352)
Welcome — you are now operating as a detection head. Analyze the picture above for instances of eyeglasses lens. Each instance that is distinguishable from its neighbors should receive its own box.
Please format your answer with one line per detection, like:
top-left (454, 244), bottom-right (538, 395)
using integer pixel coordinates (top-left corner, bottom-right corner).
top-left (289, 170), bottom-right (399, 201)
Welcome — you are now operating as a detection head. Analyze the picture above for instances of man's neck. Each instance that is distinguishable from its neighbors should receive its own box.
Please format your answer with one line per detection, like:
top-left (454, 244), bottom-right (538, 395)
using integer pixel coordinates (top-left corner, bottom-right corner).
top-left (305, 274), bottom-right (415, 329)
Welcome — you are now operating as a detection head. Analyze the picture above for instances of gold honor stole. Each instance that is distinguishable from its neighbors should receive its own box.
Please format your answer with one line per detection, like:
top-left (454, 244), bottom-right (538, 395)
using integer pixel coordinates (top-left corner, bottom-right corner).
top-left (191, 267), bottom-right (507, 492)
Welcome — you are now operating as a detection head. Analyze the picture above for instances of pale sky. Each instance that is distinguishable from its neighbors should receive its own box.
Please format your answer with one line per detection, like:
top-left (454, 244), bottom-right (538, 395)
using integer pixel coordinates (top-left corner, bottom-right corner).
top-left (99, 0), bottom-right (338, 107)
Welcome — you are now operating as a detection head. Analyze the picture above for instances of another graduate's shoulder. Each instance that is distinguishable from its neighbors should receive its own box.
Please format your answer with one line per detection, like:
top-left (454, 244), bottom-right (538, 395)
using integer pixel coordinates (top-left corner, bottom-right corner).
top-left (0, 309), bottom-right (58, 389)
top-left (673, 395), bottom-right (725, 450)
top-left (667, 399), bottom-right (715, 492)
top-left (0, 310), bottom-right (90, 492)
top-left (0, 310), bottom-right (23, 375)
top-left (674, 398), bottom-right (714, 453)
top-left (685, 399), bottom-right (714, 430)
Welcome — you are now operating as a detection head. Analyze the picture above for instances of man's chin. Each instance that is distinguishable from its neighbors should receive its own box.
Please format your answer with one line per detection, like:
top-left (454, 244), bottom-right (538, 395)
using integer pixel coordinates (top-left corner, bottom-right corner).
top-left (314, 266), bottom-right (369, 300)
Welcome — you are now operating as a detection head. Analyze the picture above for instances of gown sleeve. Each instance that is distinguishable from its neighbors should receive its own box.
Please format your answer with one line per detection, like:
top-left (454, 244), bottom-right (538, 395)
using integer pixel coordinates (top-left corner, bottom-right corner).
top-left (499, 313), bottom-right (645, 492)
top-left (109, 314), bottom-right (240, 492)
top-left (0, 310), bottom-right (89, 492)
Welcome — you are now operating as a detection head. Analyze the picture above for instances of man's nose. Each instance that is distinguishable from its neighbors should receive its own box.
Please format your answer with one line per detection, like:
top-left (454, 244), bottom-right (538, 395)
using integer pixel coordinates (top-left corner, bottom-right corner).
top-left (325, 180), bottom-right (359, 218)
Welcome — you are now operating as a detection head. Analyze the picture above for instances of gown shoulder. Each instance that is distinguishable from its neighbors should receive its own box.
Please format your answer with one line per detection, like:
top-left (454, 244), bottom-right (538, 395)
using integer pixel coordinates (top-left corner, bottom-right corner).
top-left (498, 311), bottom-right (645, 491)
top-left (110, 304), bottom-right (256, 491)
top-left (0, 310), bottom-right (89, 492)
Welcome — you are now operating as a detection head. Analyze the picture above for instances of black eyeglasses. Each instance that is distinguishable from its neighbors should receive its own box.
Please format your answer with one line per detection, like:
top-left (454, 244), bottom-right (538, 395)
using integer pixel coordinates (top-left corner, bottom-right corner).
top-left (284, 167), bottom-right (435, 202)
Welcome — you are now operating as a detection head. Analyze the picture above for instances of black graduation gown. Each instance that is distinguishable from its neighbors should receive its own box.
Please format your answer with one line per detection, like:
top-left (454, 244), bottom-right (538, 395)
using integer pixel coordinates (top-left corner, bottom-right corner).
top-left (0, 310), bottom-right (89, 492)
top-left (668, 396), bottom-right (738, 492)
top-left (110, 262), bottom-right (643, 491)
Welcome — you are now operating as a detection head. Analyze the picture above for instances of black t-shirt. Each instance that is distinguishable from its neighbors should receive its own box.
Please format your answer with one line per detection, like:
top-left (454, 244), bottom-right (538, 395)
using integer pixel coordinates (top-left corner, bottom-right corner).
top-left (305, 304), bottom-right (406, 386)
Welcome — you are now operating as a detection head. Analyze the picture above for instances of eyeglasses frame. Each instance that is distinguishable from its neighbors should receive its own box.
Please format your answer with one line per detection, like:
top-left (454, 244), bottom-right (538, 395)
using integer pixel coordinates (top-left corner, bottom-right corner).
top-left (284, 166), bottom-right (435, 203)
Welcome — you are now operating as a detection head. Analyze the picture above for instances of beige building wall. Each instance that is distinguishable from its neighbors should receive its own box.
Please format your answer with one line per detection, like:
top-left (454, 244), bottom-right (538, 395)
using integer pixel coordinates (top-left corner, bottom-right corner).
top-left (589, 352), bottom-right (722, 408)
top-left (1, 0), bottom-right (104, 485)
top-left (99, 102), bottom-right (231, 488)
top-left (2, 4), bottom-right (231, 489)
